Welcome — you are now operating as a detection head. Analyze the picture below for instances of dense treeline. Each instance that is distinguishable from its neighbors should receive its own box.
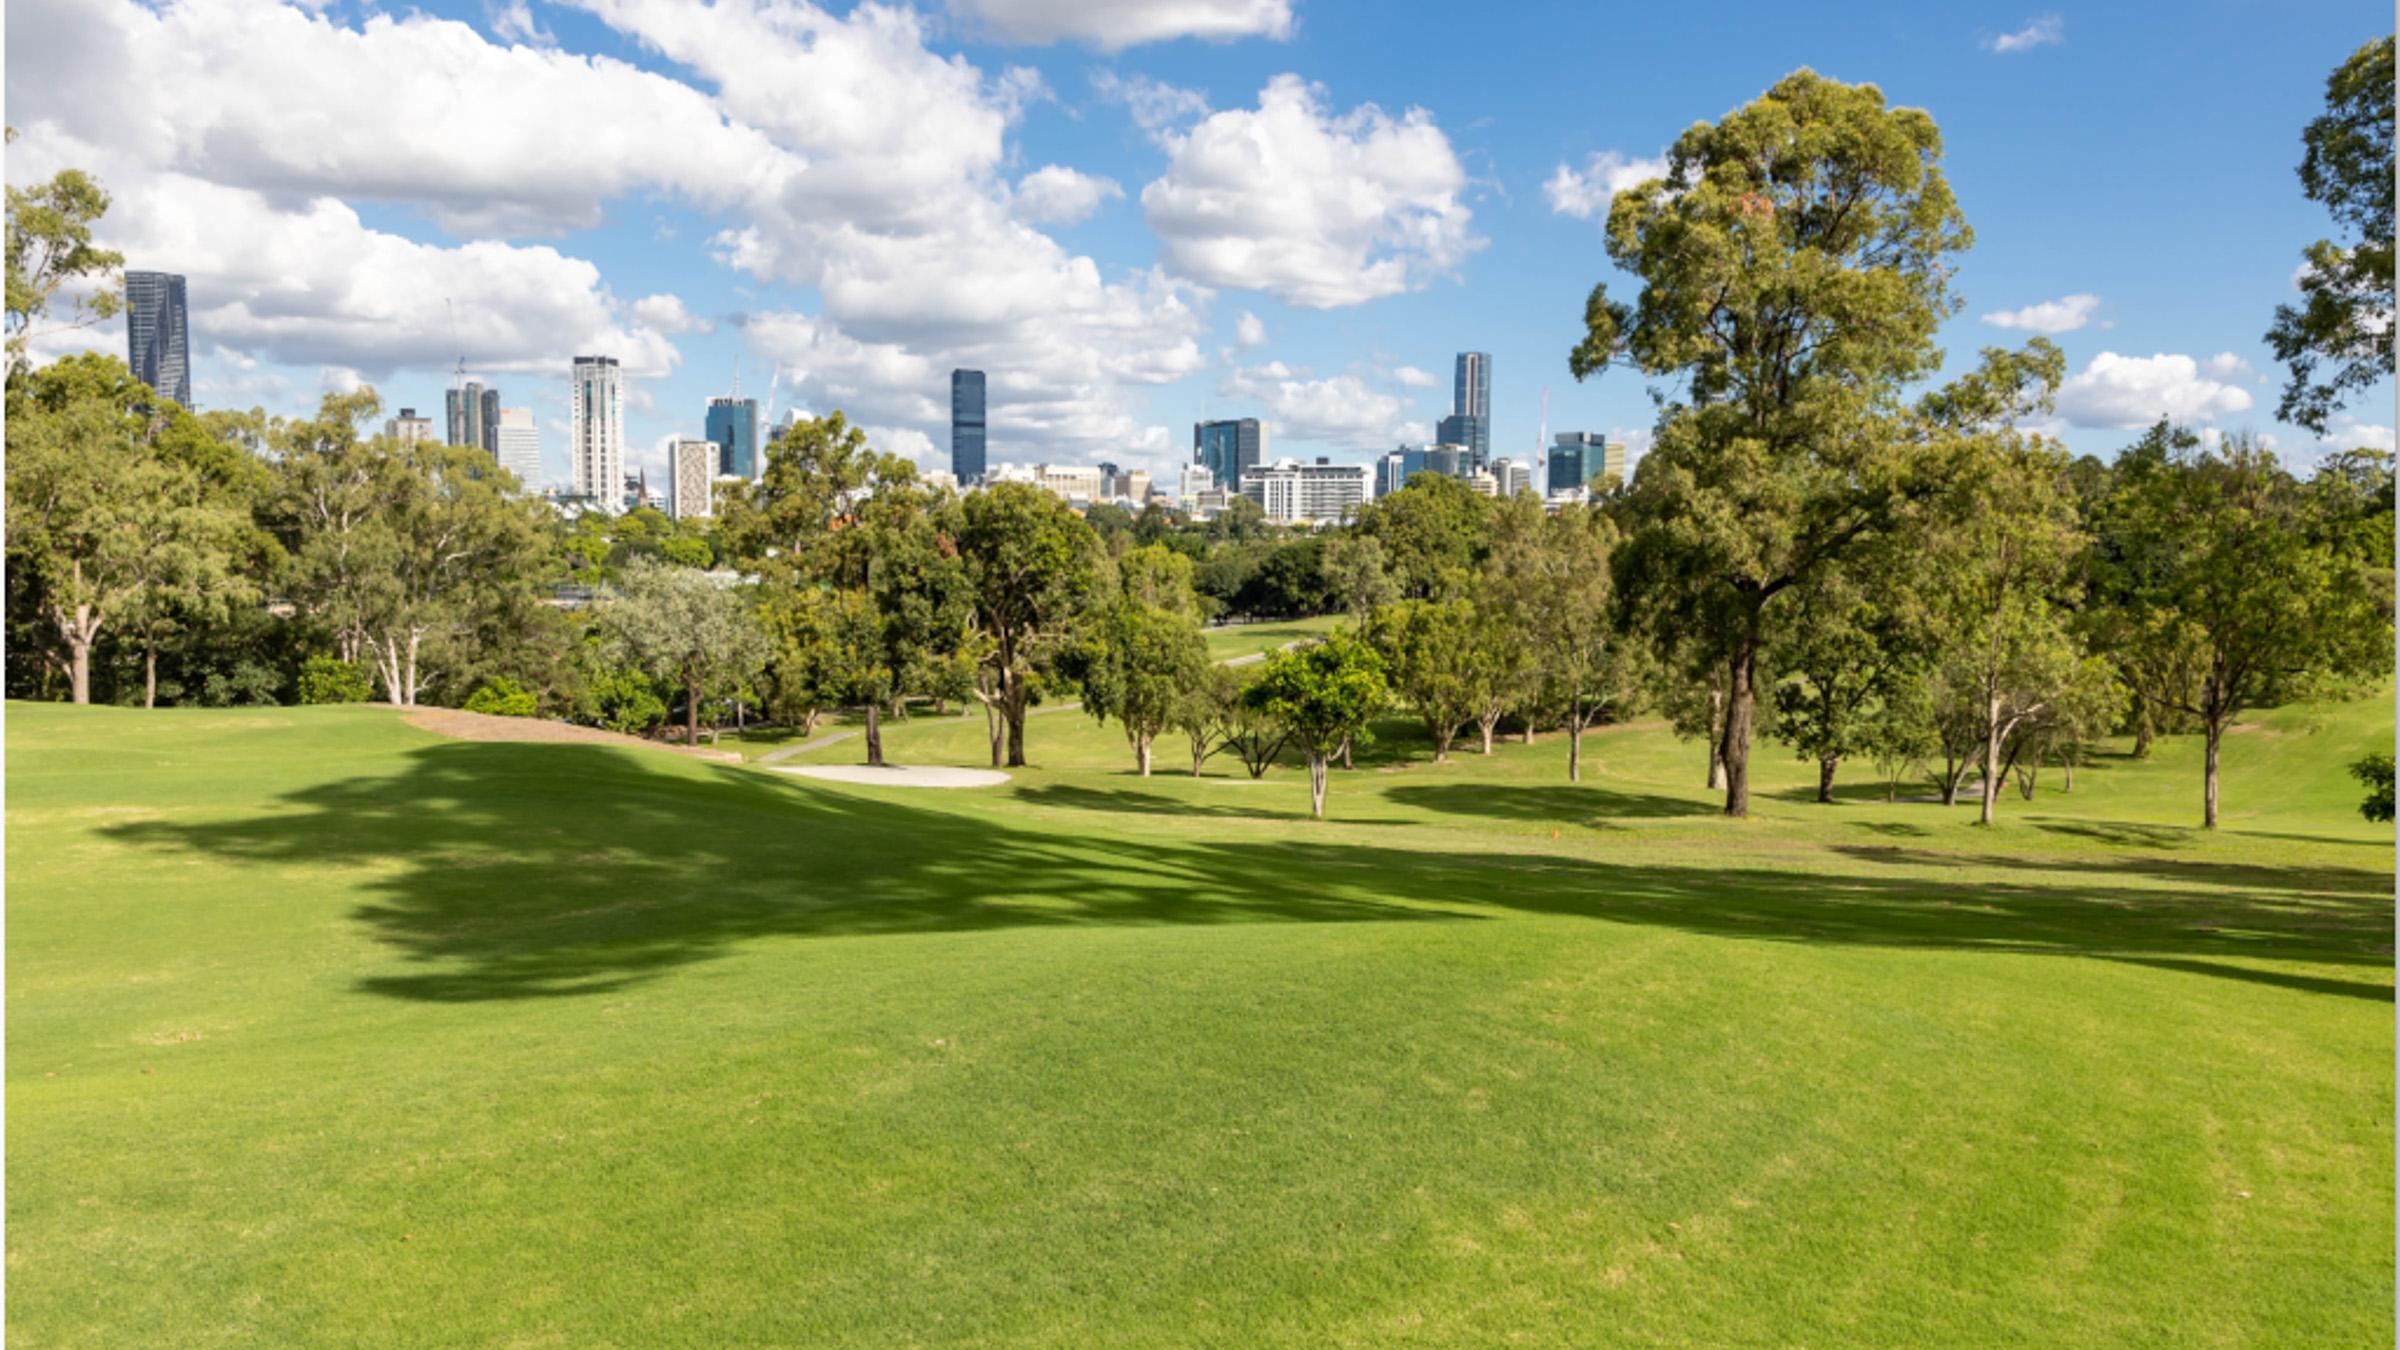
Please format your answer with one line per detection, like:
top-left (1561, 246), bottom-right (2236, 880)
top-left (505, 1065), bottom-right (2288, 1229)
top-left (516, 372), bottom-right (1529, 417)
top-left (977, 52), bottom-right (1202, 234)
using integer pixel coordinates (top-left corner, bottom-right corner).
top-left (5, 54), bottom-right (2392, 829)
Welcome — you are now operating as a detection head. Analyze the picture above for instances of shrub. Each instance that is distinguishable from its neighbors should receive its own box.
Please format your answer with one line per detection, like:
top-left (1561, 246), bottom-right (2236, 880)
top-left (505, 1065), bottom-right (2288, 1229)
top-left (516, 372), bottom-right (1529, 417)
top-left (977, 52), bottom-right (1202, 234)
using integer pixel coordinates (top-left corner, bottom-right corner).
top-left (297, 656), bottom-right (374, 705)
top-left (583, 666), bottom-right (667, 735)
top-left (2349, 752), bottom-right (2393, 823)
top-left (463, 678), bottom-right (539, 718)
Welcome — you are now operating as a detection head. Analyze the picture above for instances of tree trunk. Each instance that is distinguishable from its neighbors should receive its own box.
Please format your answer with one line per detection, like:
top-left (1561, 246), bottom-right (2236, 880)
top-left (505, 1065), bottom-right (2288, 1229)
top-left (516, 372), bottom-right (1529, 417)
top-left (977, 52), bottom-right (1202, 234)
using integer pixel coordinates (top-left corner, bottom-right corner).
top-left (404, 631), bottom-right (423, 708)
top-left (1006, 703), bottom-right (1027, 767)
top-left (68, 637), bottom-right (92, 706)
top-left (1135, 730), bottom-right (1152, 777)
top-left (144, 647), bottom-right (159, 709)
top-left (2063, 758), bottom-right (2075, 793)
top-left (1979, 698), bottom-right (2003, 827)
top-left (1706, 686), bottom-right (1726, 789)
top-left (1479, 715), bottom-right (1498, 755)
top-left (1816, 756), bottom-right (1838, 804)
top-left (864, 701), bottom-right (884, 767)
top-left (982, 699), bottom-right (1004, 767)
top-left (1720, 647), bottom-right (1756, 818)
top-left (1307, 752), bottom-right (1329, 819)
top-left (2202, 721), bottom-right (2222, 829)
top-left (1339, 733), bottom-right (1353, 770)
top-left (686, 676), bottom-right (703, 746)
top-left (1568, 714), bottom-right (1584, 783)
top-left (1190, 732), bottom-right (1209, 777)
top-left (1522, 719), bottom-right (1535, 746)
top-left (1432, 725), bottom-right (1453, 763)
top-left (2132, 708), bottom-right (2154, 759)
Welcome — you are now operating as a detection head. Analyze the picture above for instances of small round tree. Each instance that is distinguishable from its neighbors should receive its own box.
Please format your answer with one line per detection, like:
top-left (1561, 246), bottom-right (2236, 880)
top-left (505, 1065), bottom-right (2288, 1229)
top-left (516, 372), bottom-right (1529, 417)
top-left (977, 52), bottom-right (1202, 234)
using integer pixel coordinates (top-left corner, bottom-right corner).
top-left (1243, 633), bottom-right (1388, 820)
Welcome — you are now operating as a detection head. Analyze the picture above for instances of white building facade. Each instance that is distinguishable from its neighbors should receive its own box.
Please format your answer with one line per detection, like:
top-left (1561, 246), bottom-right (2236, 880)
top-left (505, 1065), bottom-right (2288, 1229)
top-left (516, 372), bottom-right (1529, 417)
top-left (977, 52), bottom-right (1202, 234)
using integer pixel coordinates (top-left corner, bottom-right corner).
top-left (671, 438), bottom-right (718, 520)
top-left (495, 406), bottom-right (541, 487)
top-left (569, 355), bottom-right (624, 508)
top-left (1240, 458), bottom-right (1374, 525)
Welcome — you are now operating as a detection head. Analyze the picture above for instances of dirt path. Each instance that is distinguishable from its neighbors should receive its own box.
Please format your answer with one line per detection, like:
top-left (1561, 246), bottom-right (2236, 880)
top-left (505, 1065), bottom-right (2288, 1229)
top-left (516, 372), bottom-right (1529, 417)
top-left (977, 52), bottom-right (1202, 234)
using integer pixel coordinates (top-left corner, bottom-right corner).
top-left (402, 707), bottom-right (745, 762)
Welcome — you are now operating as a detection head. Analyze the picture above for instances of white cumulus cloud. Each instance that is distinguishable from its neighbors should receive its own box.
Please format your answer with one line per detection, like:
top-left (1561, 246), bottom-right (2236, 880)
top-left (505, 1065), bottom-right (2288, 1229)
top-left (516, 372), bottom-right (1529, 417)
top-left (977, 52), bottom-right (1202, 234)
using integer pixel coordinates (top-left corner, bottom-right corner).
top-left (1221, 360), bottom-right (1426, 451)
top-left (1981, 293), bottom-right (2101, 334)
top-left (2055, 352), bottom-right (2256, 430)
top-left (1010, 165), bottom-right (1124, 224)
top-left (1140, 74), bottom-right (1480, 309)
top-left (1234, 310), bottom-right (1267, 347)
top-left (1543, 150), bottom-right (1669, 221)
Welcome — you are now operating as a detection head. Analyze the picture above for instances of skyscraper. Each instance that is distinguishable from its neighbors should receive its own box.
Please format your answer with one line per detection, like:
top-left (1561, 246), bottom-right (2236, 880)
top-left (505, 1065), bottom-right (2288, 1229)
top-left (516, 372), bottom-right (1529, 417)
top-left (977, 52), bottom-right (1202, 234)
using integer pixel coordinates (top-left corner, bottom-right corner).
top-left (951, 369), bottom-right (987, 483)
top-left (124, 271), bottom-right (191, 408)
top-left (495, 406), bottom-right (541, 486)
top-left (570, 356), bottom-right (624, 507)
top-left (1194, 418), bottom-right (1264, 488)
top-left (1444, 351), bottom-right (1491, 471)
top-left (707, 396), bottom-right (761, 479)
top-left (446, 380), bottom-right (498, 451)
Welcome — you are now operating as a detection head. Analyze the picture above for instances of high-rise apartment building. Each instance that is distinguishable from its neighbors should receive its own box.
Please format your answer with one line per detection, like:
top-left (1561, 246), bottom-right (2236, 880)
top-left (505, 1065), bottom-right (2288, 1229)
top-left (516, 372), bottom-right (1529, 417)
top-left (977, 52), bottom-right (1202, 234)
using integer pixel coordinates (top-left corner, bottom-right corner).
top-left (951, 369), bottom-right (987, 483)
top-left (1194, 418), bottom-right (1265, 488)
top-left (386, 408), bottom-right (436, 444)
top-left (1240, 458), bottom-right (1374, 525)
top-left (124, 271), bottom-right (191, 408)
top-left (495, 406), bottom-right (541, 486)
top-left (671, 438), bottom-right (718, 520)
top-left (707, 396), bottom-right (760, 479)
top-left (570, 356), bottom-right (624, 507)
top-left (446, 380), bottom-right (500, 452)
top-left (1491, 457), bottom-right (1533, 497)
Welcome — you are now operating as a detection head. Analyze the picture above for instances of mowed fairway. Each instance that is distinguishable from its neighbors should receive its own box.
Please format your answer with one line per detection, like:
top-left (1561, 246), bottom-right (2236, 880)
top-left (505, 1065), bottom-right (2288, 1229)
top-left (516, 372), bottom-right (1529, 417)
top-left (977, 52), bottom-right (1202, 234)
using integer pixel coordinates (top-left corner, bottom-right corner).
top-left (7, 690), bottom-right (2393, 1345)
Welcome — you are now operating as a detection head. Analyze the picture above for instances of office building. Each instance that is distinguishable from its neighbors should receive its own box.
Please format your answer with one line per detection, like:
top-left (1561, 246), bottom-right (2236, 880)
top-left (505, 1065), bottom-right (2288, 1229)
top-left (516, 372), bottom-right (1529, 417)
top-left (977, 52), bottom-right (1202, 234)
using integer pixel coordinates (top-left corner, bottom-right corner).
top-left (495, 406), bottom-right (541, 485)
top-left (1449, 351), bottom-right (1491, 470)
top-left (1178, 464), bottom-right (1216, 503)
top-left (1375, 446), bottom-right (1427, 497)
top-left (1036, 464), bottom-right (1106, 503)
top-left (1240, 458), bottom-right (1373, 525)
top-left (707, 396), bottom-right (760, 479)
top-left (570, 356), bottom-right (624, 507)
top-left (1425, 443), bottom-right (1466, 479)
top-left (1465, 469), bottom-right (1500, 497)
top-left (1549, 431), bottom-right (1626, 494)
top-left (671, 438), bottom-right (718, 520)
top-left (1491, 457), bottom-right (1533, 497)
top-left (1194, 418), bottom-right (1265, 488)
top-left (386, 408), bottom-right (436, 444)
top-left (951, 369), bottom-right (987, 483)
top-left (124, 270), bottom-right (191, 408)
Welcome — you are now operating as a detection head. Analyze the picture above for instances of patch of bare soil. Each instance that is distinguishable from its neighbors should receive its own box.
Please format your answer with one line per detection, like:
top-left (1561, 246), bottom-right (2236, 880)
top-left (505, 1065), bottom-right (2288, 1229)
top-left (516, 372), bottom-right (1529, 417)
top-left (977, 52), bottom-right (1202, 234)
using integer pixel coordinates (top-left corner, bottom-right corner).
top-left (401, 707), bottom-right (743, 762)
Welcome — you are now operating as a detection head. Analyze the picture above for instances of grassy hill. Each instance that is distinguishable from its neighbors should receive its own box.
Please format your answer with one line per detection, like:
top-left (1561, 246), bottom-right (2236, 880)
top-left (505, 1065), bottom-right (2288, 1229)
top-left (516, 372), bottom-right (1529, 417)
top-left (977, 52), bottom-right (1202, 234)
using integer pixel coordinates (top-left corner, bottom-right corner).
top-left (7, 687), bottom-right (2391, 1344)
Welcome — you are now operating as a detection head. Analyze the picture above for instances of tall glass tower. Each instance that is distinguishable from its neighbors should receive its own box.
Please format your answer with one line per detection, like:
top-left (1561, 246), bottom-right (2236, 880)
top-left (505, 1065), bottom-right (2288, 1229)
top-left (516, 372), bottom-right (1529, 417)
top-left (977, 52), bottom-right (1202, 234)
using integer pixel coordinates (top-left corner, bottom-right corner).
top-left (1194, 418), bottom-right (1264, 488)
top-left (1449, 351), bottom-right (1491, 471)
top-left (124, 271), bottom-right (191, 408)
top-left (951, 369), bottom-right (987, 482)
top-left (707, 396), bottom-right (761, 478)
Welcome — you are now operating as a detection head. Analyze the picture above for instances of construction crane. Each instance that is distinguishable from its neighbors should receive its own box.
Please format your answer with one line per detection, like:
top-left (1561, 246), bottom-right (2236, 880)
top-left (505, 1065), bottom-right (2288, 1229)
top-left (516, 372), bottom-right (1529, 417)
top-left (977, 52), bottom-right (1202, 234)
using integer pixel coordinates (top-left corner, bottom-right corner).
top-left (760, 359), bottom-right (784, 429)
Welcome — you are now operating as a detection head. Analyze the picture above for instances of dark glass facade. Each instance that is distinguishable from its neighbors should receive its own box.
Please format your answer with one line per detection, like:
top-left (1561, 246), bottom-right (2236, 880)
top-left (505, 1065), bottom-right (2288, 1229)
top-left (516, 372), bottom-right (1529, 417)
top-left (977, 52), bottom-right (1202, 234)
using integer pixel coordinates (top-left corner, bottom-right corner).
top-left (951, 369), bottom-right (987, 482)
top-left (125, 270), bottom-right (191, 408)
top-left (1194, 418), bottom-right (1262, 488)
top-left (708, 397), bottom-right (761, 478)
top-left (1452, 351), bottom-right (1490, 469)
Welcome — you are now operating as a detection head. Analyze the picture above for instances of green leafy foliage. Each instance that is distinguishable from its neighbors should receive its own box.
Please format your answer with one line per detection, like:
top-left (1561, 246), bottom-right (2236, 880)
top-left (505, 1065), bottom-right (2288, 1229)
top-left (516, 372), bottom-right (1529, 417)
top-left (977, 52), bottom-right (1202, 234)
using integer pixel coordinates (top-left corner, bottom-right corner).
top-left (2266, 37), bottom-right (2395, 434)
top-left (296, 656), bottom-right (374, 706)
top-left (463, 678), bottom-right (539, 718)
top-left (2349, 752), bottom-right (2394, 823)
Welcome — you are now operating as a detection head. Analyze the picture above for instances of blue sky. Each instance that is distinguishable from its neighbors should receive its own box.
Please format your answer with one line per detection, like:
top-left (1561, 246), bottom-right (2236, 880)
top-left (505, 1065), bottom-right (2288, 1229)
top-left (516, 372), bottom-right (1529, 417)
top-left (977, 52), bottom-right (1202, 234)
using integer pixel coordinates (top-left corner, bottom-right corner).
top-left (7, 0), bottom-right (2391, 488)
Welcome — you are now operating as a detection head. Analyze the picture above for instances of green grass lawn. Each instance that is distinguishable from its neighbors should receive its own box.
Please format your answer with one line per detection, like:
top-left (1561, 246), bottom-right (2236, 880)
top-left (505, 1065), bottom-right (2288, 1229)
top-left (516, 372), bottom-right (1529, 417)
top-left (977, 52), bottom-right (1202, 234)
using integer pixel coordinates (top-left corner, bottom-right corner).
top-left (8, 683), bottom-right (2393, 1345)
top-left (1201, 612), bottom-right (1345, 662)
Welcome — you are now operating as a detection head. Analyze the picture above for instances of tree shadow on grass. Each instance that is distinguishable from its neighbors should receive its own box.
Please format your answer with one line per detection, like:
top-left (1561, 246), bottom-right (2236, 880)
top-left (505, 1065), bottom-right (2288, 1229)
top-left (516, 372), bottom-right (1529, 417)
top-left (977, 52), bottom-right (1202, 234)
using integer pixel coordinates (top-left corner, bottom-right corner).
top-left (1383, 782), bottom-right (1711, 824)
top-left (103, 739), bottom-right (2396, 1005)
top-left (1013, 782), bottom-right (1304, 821)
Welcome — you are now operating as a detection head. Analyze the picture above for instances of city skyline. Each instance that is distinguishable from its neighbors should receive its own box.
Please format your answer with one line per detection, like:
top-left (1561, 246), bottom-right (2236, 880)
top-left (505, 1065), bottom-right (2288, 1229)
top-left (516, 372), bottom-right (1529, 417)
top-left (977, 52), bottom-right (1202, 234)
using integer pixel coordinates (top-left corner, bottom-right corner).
top-left (11, 1), bottom-right (2391, 488)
